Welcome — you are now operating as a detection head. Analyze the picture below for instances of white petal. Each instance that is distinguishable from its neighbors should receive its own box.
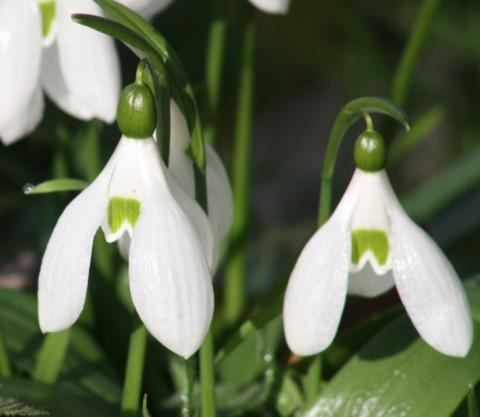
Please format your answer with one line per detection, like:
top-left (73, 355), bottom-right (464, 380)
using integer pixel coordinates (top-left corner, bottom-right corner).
top-left (166, 172), bottom-right (216, 271)
top-left (0, 87), bottom-right (44, 145)
top-left (118, 234), bottom-right (131, 260)
top-left (248, 0), bottom-right (289, 14)
top-left (168, 100), bottom-right (195, 196)
top-left (129, 164), bottom-right (214, 358)
top-left (205, 144), bottom-right (234, 246)
top-left (168, 101), bottom-right (233, 256)
top-left (41, 0), bottom-right (120, 123)
top-left (387, 183), bottom-right (473, 357)
top-left (0, 0), bottom-right (42, 144)
top-left (38, 163), bottom-right (116, 332)
top-left (283, 168), bottom-right (366, 355)
top-left (117, 0), bottom-right (173, 17)
top-left (348, 265), bottom-right (395, 298)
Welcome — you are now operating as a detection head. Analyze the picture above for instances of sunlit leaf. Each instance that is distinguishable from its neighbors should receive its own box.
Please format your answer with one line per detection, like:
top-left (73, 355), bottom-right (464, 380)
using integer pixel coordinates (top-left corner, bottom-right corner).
top-left (23, 179), bottom-right (88, 195)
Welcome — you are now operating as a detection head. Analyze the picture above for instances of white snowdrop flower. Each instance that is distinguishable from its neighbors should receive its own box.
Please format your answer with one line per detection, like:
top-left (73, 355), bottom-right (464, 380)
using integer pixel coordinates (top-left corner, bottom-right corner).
top-left (0, 0), bottom-right (167, 145)
top-left (38, 81), bottom-right (214, 359)
top-left (168, 100), bottom-right (233, 269)
top-left (247, 0), bottom-right (289, 14)
top-left (283, 129), bottom-right (473, 358)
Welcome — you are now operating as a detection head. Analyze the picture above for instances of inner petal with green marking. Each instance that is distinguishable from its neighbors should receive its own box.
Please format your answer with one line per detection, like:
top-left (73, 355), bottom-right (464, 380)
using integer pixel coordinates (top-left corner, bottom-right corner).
top-left (39, 0), bottom-right (56, 38)
top-left (108, 197), bottom-right (141, 235)
top-left (351, 229), bottom-right (390, 268)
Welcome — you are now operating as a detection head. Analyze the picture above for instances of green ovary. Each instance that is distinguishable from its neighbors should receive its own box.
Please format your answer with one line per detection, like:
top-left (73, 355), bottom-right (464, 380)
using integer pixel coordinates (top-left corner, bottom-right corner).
top-left (351, 229), bottom-right (389, 266)
top-left (39, 0), bottom-right (56, 38)
top-left (108, 197), bottom-right (141, 234)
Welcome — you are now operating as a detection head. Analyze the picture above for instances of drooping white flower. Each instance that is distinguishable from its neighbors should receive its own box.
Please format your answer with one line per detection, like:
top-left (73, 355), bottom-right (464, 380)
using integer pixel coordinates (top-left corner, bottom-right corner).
top-left (283, 130), bottom-right (473, 358)
top-left (168, 100), bottom-right (233, 268)
top-left (38, 82), bottom-right (214, 358)
top-left (0, 0), bottom-right (165, 145)
top-left (248, 0), bottom-right (289, 14)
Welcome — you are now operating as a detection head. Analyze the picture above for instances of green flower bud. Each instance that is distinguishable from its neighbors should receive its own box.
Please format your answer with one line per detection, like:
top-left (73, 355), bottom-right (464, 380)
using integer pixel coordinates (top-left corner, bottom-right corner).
top-left (117, 82), bottom-right (157, 139)
top-left (353, 129), bottom-right (386, 172)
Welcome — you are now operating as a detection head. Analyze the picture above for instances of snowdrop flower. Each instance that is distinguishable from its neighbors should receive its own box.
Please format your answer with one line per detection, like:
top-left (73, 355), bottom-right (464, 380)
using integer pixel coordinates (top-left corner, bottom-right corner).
top-left (283, 128), bottom-right (473, 358)
top-left (0, 0), bottom-right (168, 145)
top-left (38, 81), bottom-right (214, 358)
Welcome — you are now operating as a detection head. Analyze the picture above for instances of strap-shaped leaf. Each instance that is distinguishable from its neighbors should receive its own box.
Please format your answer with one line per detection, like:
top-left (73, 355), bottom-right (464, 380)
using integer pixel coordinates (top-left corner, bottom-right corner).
top-left (23, 179), bottom-right (88, 195)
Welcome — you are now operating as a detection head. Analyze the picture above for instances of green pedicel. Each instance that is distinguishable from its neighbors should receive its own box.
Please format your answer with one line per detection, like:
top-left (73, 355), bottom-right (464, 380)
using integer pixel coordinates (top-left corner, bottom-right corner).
top-left (351, 229), bottom-right (389, 266)
top-left (39, 0), bottom-right (56, 38)
top-left (108, 197), bottom-right (141, 234)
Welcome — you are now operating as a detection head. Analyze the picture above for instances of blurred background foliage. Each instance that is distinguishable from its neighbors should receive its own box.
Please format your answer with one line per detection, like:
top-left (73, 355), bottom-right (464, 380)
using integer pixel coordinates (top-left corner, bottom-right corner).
top-left (1, 0), bottom-right (480, 415)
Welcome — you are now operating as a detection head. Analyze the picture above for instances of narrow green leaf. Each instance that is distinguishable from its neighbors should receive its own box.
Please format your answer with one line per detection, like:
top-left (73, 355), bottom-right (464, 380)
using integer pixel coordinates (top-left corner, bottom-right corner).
top-left (23, 179), bottom-right (88, 195)
top-left (304, 316), bottom-right (480, 417)
top-left (33, 330), bottom-right (71, 384)
top-left (468, 385), bottom-right (479, 417)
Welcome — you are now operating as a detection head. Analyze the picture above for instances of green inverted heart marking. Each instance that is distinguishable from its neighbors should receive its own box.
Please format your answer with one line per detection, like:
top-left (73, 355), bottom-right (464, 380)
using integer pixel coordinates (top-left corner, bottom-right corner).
top-left (39, 0), bottom-right (56, 38)
top-left (108, 197), bottom-right (141, 233)
top-left (351, 229), bottom-right (389, 266)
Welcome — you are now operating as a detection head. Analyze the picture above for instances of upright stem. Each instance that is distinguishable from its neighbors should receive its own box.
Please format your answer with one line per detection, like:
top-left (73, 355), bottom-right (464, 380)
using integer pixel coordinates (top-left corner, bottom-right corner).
top-left (182, 357), bottom-right (195, 417)
top-left (34, 329), bottom-right (71, 384)
top-left (0, 326), bottom-right (11, 377)
top-left (204, 0), bottom-right (228, 146)
top-left (200, 328), bottom-right (216, 417)
top-left (392, 0), bottom-right (442, 107)
top-left (223, 4), bottom-right (255, 326)
top-left (121, 316), bottom-right (148, 417)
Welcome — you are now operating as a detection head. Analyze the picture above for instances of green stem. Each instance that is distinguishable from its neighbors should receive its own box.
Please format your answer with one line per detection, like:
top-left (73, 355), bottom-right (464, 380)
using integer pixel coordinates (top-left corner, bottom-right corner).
top-left (182, 357), bottom-right (195, 417)
top-left (0, 325), bottom-right (11, 377)
top-left (204, 0), bottom-right (227, 146)
top-left (303, 356), bottom-right (322, 406)
top-left (223, 4), bottom-right (255, 326)
top-left (121, 316), bottom-right (148, 417)
top-left (33, 329), bottom-right (71, 384)
top-left (200, 328), bottom-right (216, 417)
top-left (392, 0), bottom-right (442, 107)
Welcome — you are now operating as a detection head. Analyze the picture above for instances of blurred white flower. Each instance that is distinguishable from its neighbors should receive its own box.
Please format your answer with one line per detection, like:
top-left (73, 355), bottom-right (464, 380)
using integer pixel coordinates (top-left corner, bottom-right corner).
top-left (248, 0), bottom-right (289, 14)
top-left (0, 0), bottom-right (167, 145)
top-left (283, 168), bottom-right (473, 358)
top-left (38, 133), bottom-right (215, 359)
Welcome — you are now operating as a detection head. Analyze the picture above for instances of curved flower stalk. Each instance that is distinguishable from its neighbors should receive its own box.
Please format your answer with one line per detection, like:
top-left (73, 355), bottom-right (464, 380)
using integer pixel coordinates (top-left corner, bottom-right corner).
top-left (38, 82), bottom-right (214, 359)
top-left (169, 100), bottom-right (233, 269)
top-left (0, 0), bottom-right (167, 145)
top-left (283, 128), bottom-right (473, 358)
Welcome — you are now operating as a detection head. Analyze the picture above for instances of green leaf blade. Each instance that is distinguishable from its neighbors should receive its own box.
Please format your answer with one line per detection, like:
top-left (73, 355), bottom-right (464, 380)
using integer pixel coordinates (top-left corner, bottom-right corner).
top-left (23, 179), bottom-right (88, 195)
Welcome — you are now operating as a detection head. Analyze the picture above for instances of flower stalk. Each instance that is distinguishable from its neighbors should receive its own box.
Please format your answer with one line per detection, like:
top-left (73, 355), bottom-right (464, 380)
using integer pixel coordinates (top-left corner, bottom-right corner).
top-left (224, 3), bottom-right (256, 326)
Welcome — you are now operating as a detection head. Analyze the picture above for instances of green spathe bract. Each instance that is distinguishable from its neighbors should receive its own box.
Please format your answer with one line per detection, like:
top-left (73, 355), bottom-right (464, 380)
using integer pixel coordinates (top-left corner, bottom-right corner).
top-left (39, 0), bottom-right (56, 38)
top-left (108, 197), bottom-right (141, 234)
top-left (353, 130), bottom-right (386, 172)
top-left (117, 83), bottom-right (157, 139)
top-left (351, 229), bottom-right (389, 266)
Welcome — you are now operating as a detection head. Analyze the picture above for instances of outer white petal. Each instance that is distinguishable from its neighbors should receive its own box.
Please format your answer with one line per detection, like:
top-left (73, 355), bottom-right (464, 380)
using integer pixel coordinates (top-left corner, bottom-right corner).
top-left (37, 156), bottom-right (120, 332)
top-left (0, 0), bottom-right (42, 144)
top-left (348, 265), bottom-right (395, 298)
top-left (168, 100), bottom-right (195, 196)
top-left (205, 144), bottom-right (234, 246)
top-left (0, 88), bottom-right (44, 145)
top-left (41, 0), bottom-right (120, 123)
top-left (166, 172), bottom-right (216, 271)
top-left (129, 162), bottom-right (213, 358)
top-left (168, 101), bottom-right (232, 264)
top-left (283, 172), bottom-right (361, 355)
top-left (117, 0), bottom-right (174, 18)
top-left (384, 174), bottom-right (473, 357)
top-left (248, 0), bottom-right (289, 14)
